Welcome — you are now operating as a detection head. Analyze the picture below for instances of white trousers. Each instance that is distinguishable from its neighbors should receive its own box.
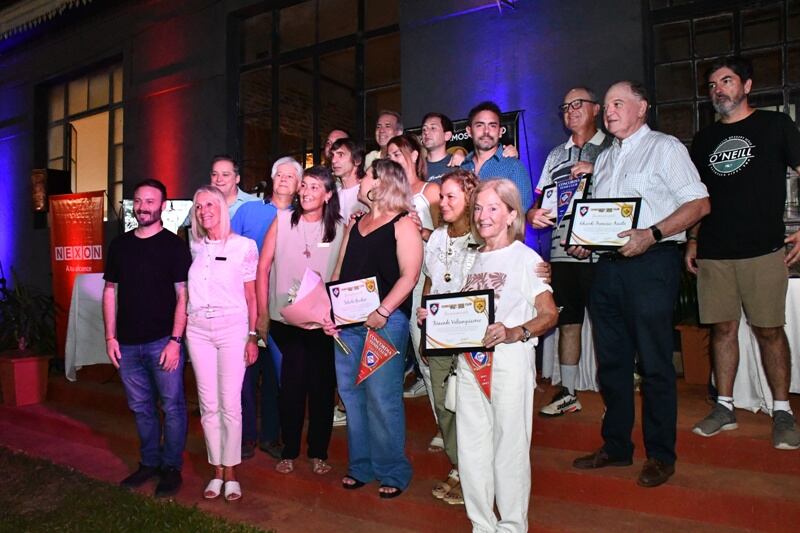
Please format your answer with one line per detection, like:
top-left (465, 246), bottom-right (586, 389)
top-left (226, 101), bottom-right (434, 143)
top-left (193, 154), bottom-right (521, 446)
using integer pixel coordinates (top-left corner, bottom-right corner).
top-left (186, 313), bottom-right (248, 467)
top-left (456, 345), bottom-right (535, 533)
top-left (410, 276), bottom-right (437, 423)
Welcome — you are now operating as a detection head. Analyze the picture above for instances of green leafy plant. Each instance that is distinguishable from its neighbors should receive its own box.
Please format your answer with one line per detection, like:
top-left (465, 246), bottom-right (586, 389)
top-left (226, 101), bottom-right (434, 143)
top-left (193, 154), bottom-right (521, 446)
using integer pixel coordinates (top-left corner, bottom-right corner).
top-left (0, 270), bottom-right (56, 353)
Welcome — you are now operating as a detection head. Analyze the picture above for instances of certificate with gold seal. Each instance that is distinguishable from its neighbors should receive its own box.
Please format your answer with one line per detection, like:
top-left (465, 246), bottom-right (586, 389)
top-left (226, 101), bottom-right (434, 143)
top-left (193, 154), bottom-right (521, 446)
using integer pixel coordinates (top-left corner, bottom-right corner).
top-left (326, 276), bottom-right (381, 326)
top-left (565, 198), bottom-right (641, 250)
top-left (421, 289), bottom-right (495, 356)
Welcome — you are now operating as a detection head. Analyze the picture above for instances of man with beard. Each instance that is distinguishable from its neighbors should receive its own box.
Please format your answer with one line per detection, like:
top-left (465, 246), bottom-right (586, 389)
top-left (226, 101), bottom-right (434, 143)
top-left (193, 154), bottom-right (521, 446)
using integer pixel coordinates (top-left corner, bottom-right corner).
top-left (365, 111), bottom-right (403, 169)
top-left (461, 101), bottom-right (533, 211)
top-left (103, 178), bottom-right (192, 497)
top-left (688, 56), bottom-right (800, 449)
top-left (528, 87), bottom-right (612, 417)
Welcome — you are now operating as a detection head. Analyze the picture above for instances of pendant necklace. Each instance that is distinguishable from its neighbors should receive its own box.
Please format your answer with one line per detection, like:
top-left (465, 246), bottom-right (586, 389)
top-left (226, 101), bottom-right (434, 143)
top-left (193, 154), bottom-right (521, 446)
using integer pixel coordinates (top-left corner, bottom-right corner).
top-left (301, 217), bottom-right (321, 259)
top-left (444, 226), bottom-right (470, 283)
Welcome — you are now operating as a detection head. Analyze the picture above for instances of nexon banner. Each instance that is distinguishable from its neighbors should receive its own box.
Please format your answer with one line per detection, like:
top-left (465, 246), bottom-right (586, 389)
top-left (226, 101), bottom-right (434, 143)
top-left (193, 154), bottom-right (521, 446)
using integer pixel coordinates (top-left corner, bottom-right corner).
top-left (49, 191), bottom-right (105, 357)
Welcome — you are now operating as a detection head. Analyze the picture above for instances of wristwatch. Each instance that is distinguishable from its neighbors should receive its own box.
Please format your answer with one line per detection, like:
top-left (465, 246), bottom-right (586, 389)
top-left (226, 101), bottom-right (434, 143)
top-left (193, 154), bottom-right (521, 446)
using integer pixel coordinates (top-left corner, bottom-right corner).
top-left (649, 225), bottom-right (663, 242)
top-left (169, 335), bottom-right (183, 344)
top-left (520, 326), bottom-right (532, 343)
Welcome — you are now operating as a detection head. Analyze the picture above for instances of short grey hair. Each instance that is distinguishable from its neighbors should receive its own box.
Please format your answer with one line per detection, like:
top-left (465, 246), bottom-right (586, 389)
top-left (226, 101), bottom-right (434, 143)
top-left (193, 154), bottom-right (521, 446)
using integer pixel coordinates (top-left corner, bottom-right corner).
top-left (271, 156), bottom-right (303, 179)
top-left (567, 86), bottom-right (598, 103)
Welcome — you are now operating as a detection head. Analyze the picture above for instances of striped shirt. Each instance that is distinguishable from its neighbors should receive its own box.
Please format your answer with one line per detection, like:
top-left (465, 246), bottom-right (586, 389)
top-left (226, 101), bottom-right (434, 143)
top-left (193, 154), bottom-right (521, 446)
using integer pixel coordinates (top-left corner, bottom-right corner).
top-left (593, 124), bottom-right (708, 243)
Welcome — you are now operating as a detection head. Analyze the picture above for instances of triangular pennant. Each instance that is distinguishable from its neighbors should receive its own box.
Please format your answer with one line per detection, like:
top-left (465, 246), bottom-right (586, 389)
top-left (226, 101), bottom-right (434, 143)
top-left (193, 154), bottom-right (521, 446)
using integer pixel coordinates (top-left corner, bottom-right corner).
top-left (463, 350), bottom-right (492, 401)
top-left (355, 329), bottom-right (400, 385)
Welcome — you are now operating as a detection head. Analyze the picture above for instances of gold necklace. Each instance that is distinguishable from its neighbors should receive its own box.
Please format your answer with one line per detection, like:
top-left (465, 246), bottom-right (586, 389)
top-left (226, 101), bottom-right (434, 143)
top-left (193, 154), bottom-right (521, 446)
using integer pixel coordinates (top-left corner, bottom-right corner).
top-left (443, 226), bottom-right (471, 283)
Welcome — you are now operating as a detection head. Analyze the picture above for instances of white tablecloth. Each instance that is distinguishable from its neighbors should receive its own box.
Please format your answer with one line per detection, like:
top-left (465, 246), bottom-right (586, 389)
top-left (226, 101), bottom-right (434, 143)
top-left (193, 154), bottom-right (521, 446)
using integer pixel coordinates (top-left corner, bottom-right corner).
top-left (64, 273), bottom-right (107, 381)
top-left (541, 280), bottom-right (800, 411)
top-left (734, 278), bottom-right (800, 413)
top-left (541, 311), bottom-right (599, 391)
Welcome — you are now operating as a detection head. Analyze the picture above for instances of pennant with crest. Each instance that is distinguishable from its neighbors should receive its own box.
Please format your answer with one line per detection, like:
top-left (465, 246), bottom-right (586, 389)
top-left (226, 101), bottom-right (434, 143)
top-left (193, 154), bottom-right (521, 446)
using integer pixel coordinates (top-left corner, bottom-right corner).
top-left (355, 329), bottom-right (400, 385)
top-left (463, 350), bottom-right (493, 401)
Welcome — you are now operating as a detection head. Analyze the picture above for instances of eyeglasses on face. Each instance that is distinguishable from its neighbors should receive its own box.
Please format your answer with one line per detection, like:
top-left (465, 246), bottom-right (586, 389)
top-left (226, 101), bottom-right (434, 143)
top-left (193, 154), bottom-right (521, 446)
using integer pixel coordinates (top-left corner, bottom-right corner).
top-left (558, 99), bottom-right (597, 113)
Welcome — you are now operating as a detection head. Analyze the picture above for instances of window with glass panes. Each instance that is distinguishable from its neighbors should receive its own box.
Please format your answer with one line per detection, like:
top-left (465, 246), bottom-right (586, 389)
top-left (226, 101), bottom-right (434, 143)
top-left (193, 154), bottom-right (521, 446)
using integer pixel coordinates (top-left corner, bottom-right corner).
top-left (234, 0), bottom-right (399, 192)
top-left (47, 63), bottom-right (123, 218)
top-left (648, 0), bottom-right (800, 143)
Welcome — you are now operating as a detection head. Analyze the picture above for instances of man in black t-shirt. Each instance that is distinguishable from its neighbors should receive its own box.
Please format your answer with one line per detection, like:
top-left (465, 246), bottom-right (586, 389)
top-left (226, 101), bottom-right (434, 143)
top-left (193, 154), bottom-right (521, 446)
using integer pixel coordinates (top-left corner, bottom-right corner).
top-left (687, 56), bottom-right (800, 450)
top-left (104, 178), bottom-right (193, 495)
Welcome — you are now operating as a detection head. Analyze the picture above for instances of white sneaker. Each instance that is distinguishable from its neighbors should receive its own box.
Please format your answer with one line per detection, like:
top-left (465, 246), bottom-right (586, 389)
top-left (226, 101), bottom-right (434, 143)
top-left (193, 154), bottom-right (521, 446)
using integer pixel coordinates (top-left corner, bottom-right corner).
top-left (539, 387), bottom-right (582, 417)
top-left (332, 406), bottom-right (347, 427)
top-left (403, 377), bottom-right (427, 398)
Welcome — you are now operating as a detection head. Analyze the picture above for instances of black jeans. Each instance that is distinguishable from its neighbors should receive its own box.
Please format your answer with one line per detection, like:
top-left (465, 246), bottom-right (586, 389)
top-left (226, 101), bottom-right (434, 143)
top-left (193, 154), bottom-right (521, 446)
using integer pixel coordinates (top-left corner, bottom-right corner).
top-left (241, 341), bottom-right (280, 446)
top-left (589, 246), bottom-right (681, 465)
top-left (270, 321), bottom-right (336, 460)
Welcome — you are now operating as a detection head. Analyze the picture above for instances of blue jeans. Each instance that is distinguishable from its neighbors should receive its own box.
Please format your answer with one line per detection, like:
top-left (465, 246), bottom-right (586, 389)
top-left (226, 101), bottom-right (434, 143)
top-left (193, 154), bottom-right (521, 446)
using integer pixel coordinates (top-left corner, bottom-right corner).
top-left (118, 336), bottom-right (188, 469)
top-left (335, 311), bottom-right (412, 489)
top-left (242, 337), bottom-right (280, 445)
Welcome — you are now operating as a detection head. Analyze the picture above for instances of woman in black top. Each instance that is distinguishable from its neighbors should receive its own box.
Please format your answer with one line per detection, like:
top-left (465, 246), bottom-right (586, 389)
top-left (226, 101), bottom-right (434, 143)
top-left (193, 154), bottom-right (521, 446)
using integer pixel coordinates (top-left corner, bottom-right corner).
top-left (323, 159), bottom-right (423, 498)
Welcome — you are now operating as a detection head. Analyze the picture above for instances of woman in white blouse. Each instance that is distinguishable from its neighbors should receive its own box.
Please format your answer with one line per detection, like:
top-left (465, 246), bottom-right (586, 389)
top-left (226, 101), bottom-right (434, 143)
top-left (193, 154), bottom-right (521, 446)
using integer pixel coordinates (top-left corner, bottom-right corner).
top-left (185, 185), bottom-right (259, 502)
top-left (458, 179), bottom-right (558, 532)
top-left (416, 169), bottom-right (480, 506)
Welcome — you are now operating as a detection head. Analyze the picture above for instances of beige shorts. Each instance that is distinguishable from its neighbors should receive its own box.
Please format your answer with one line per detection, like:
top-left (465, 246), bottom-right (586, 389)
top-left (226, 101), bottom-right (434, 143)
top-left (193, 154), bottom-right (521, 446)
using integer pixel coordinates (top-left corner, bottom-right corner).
top-left (697, 249), bottom-right (787, 327)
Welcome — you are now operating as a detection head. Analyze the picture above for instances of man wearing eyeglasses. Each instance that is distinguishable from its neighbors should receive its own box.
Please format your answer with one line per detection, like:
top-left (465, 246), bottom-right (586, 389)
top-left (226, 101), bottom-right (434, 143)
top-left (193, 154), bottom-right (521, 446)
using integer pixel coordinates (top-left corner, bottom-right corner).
top-left (569, 81), bottom-right (709, 488)
top-left (687, 55), bottom-right (800, 450)
top-left (527, 87), bottom-right (611, 418)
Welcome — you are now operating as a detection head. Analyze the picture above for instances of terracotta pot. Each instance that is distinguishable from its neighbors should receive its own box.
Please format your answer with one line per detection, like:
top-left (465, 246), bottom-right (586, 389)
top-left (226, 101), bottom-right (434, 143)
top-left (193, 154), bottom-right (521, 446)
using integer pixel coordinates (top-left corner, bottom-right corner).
top-left (676, 324), bottom-right (711, 385)
top-left (0, 351), bottom-right (52, 407)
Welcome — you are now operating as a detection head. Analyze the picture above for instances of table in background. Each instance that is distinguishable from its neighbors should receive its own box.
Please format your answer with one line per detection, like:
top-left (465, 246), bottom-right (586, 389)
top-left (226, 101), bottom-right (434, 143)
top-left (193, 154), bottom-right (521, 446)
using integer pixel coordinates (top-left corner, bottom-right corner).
top-left (65, 273), bottom-right (107, 381)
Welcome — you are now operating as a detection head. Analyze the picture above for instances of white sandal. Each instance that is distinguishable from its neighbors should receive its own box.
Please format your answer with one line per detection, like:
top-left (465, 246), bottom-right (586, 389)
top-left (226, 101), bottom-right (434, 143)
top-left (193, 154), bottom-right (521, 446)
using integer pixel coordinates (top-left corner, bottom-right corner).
top-left (203, 478), bottom-right (223, 499)
top-left (224, 480), bottom-right (242, 502)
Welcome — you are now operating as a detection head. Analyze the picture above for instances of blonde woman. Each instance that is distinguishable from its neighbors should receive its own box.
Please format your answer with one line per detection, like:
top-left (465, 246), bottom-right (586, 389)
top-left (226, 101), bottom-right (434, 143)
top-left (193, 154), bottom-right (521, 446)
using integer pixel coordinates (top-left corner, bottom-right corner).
top-left (459, 179), bottom-right (558, 531)
top-left (185, 185), bottom-right (259, 502)
top-left (323, 159), bottom-right (423, 499)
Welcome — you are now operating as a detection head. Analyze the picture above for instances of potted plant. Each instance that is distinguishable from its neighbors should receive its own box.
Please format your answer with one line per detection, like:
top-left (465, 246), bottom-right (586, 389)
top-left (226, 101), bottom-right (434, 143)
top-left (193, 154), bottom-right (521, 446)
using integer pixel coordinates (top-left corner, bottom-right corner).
top-left (674, 270), bottom-right (711, 385)
top-left (0, 269), bottom-right (56, 406)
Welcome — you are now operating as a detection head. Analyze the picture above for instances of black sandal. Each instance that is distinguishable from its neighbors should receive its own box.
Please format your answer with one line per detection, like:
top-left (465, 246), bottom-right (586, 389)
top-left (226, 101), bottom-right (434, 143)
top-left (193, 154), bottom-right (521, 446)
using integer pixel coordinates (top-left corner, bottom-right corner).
top-left (378, 485), bottom-right (403, 499)
top-left (341, 475), bottom-right (366, 490)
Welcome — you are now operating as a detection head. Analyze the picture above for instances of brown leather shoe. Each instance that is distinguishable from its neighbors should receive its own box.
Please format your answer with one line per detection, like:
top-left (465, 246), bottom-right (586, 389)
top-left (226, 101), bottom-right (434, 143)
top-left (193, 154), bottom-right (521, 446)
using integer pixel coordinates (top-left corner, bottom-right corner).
top-left (637, 458), bottom-right (675, 487)
top-left (572, 448), bottom-right (633, 469)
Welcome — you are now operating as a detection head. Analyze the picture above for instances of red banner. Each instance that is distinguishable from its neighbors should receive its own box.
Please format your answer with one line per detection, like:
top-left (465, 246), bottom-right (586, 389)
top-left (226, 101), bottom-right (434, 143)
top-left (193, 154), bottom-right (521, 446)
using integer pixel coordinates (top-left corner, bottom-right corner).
top-left (49, 192), bottom-right (105, 357)
top-left (355, 329), bottom-right (399, 385)
top-left (463, 351), bottom-right (493, 401)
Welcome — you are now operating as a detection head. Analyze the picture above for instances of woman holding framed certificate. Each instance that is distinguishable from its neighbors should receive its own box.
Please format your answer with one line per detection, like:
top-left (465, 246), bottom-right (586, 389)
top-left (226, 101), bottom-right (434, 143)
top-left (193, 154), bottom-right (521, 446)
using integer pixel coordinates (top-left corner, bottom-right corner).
top-left (416, 169), bottom-right (480, 505)
top-left (255, 166), bottom-right (344, 476)
top-left (184, 186), bottom-right (259, 502)
top-left (459, 179), bottom-right (558, 531)
top-left (323, 158), bottom-right (423, 499)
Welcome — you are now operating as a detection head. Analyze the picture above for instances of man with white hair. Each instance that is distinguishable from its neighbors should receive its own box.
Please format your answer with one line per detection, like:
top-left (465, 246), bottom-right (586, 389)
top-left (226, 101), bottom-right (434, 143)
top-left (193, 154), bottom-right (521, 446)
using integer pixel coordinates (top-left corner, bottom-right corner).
top-left (233, 156), bottom-right (302, 460)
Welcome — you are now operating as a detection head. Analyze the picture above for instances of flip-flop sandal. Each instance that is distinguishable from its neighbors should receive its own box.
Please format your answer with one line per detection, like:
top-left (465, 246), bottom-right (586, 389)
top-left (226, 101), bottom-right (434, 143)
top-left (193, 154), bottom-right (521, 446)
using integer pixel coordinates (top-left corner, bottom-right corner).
top-left (203, 478), bottom-right (224, 499)
top-left (378, 485), bottom-right (403, 499)
top-left (431, 469), bottom-right (459, 499)
top-left (341, 475), bottom-right (366, 490)
top-left (443, 482), bottom-right (464, 505)
top-left (311, 458), bottom-right (332, 475)
top-left (275, 459), bottom-right (294, 474)
top-left (224, 480), bottom-right (242, 502)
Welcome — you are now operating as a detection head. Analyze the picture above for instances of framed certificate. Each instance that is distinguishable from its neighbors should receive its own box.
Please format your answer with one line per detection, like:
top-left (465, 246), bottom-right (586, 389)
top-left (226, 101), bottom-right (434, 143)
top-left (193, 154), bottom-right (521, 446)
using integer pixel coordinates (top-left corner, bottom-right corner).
top-left (565, 198), bottom-right (641, 250)
top-left (540, 184), bottom-right (557, 219)
top-left (421, 289), bottom-right (495, 356)
top-left (326, 276), bottom-right (381, 326)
